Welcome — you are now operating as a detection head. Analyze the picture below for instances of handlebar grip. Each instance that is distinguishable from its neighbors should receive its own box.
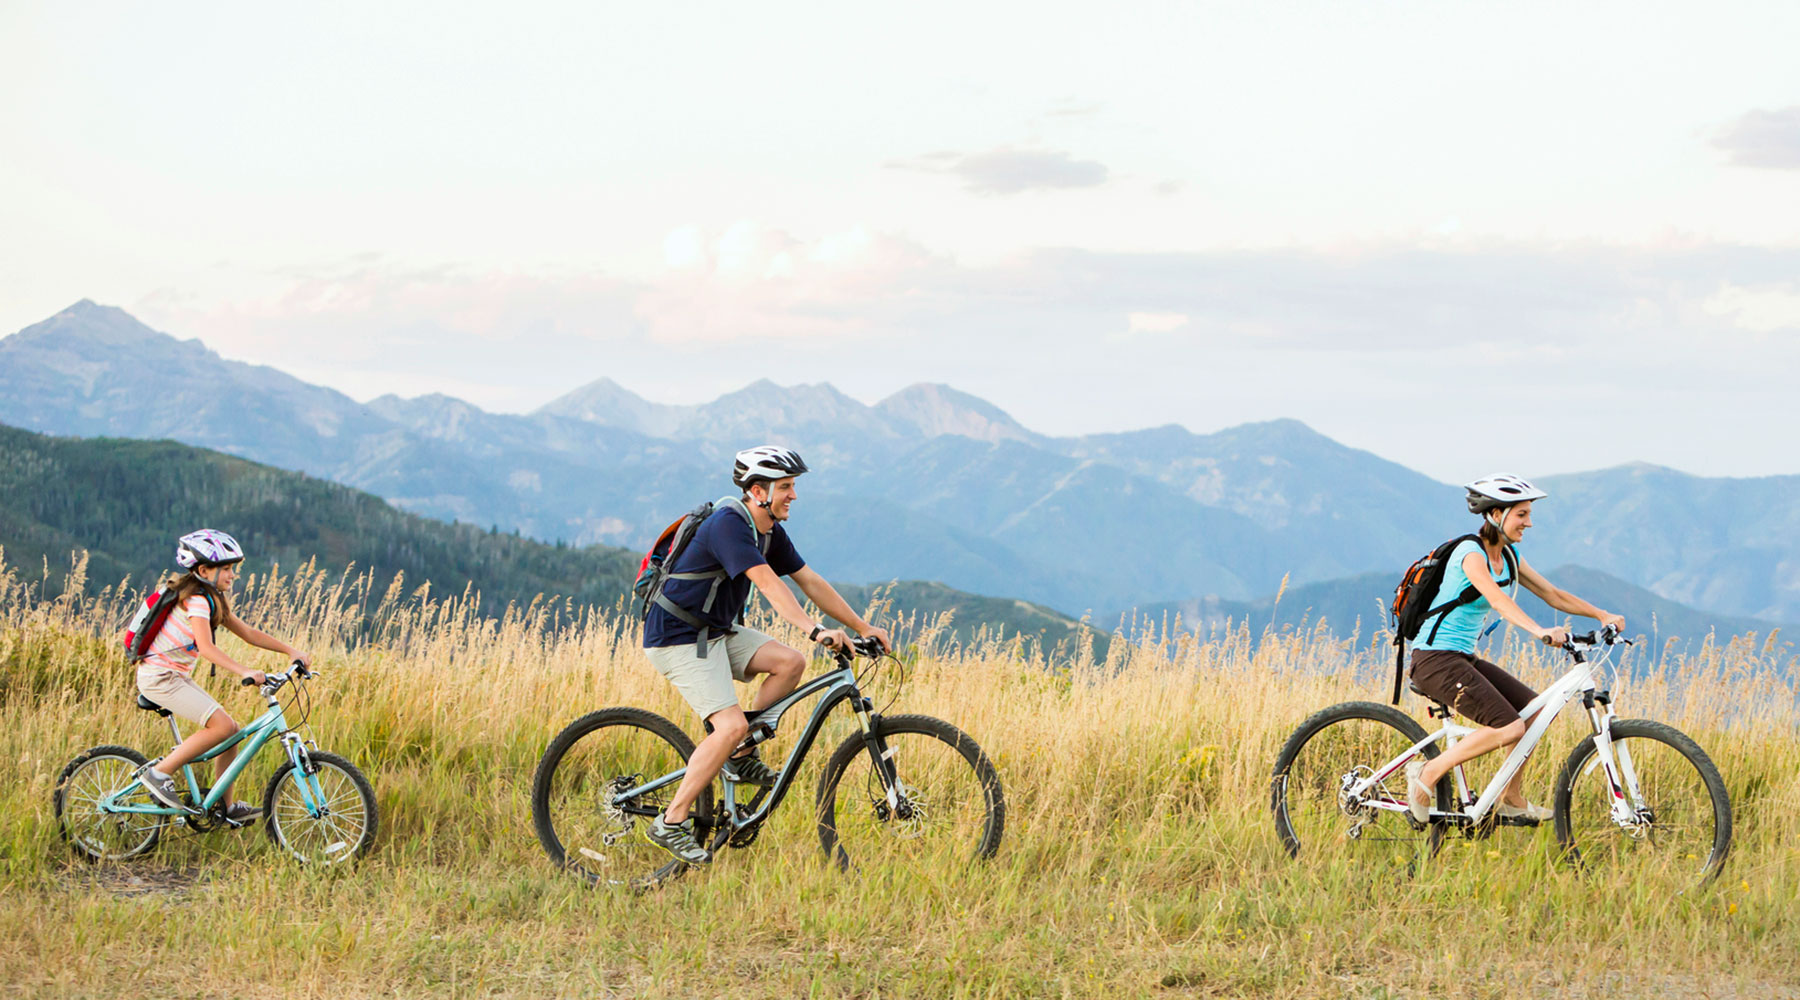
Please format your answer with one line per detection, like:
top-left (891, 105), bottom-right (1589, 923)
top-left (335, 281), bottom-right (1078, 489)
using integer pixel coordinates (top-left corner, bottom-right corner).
top-left (240, 677), bottom-right (258, 687)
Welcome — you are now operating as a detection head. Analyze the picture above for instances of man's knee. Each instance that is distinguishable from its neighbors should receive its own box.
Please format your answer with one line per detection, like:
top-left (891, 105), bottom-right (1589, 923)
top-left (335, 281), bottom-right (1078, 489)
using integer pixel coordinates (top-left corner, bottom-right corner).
top-left (750, 642), bottom-right (804, 680)
top-left (707, 708), bottom-right (749, 744)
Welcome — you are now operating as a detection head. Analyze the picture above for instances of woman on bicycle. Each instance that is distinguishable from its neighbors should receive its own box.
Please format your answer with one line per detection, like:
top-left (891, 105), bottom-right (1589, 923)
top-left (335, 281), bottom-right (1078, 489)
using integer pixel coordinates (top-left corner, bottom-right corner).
top-left (1406, 475), bottom-right (1625, 823)
top-left (136, 529), bottom-right (312, 820)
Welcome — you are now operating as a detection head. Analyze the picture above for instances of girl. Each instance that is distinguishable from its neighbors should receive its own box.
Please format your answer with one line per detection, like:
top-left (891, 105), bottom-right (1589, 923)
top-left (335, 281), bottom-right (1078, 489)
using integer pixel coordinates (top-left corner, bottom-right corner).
top-left (135, 529), bottom-right (312, 820)
top-left (1405, 475), bottom-right (1625, 822)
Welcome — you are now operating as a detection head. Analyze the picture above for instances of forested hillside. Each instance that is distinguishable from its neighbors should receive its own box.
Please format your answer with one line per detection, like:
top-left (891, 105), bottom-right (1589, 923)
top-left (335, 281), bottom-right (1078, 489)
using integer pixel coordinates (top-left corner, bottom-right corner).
top-left (0, 422), bottom-right (639, 612)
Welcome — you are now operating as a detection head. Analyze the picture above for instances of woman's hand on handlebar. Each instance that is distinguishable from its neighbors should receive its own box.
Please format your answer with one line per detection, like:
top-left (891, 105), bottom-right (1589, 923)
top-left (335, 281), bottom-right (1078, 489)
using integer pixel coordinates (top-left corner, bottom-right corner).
top-left (1538, 625), bottom-right (1570, 647)
top-left (1596, 611), bottom-right (1625, 634)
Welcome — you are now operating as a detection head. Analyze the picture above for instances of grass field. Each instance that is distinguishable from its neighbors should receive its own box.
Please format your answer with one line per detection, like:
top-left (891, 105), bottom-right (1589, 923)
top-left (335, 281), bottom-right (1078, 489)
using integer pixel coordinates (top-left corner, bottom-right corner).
top-left (2, 554), bottom-right (1797, 999)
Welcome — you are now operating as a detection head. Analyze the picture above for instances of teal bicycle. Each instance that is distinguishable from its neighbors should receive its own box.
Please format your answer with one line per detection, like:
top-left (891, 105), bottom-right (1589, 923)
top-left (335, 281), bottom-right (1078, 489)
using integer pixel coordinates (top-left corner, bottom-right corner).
top-left (54, 663), bottom-right (377, 865)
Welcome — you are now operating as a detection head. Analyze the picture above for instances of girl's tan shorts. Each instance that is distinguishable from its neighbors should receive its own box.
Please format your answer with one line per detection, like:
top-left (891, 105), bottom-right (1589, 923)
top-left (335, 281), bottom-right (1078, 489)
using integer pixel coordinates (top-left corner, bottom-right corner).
top-left (136, 665), bottom-right (225, 726)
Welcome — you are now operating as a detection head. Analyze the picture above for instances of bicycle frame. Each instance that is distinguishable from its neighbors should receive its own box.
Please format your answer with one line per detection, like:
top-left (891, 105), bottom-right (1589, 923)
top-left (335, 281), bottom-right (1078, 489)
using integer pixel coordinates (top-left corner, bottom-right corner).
top-left (100, 679), bottom-right (328, 819)
top-left (611, 653), bottom-right (887, 839)
top-left (1349, 639), bottom-right (1649, 827)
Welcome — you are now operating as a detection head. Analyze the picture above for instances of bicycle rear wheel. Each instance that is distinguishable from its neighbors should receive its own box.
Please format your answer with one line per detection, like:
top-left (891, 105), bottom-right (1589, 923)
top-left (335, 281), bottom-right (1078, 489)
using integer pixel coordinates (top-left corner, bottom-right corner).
top-left (1553, 718), bottom-right (1731, 886)
top-left (815, 714), bottom-right (1004, 872)
top-left (55, 745), bottom-right (165, 861)
top-left (1271, 701), bottom-right (1449, 866)
top-left (531, 708), bottom-right (713, 887)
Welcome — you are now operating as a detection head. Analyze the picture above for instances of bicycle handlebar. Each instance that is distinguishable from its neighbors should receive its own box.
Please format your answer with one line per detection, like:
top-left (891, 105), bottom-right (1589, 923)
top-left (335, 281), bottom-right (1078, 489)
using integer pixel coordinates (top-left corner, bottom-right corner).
top-left (1562, 625), bottom-right (1632, 652)
top-left (822, 634), bottom-right (888, 659)
top-left (240, 660), bottom-right (315, 694)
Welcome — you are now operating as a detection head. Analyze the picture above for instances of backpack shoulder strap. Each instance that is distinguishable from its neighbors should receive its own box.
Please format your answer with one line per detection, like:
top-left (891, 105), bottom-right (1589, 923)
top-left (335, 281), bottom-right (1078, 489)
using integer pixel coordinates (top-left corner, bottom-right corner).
top-left (715, 496), bottom-right (770, 555)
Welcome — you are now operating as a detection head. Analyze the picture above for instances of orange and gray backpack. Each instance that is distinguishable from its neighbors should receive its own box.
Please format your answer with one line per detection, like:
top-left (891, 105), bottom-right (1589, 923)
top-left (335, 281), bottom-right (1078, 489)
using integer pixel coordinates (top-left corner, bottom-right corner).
top-left (632, 496), bottom-right (767, 657)
top-left (1389, 535), bottom-right (1515, 703)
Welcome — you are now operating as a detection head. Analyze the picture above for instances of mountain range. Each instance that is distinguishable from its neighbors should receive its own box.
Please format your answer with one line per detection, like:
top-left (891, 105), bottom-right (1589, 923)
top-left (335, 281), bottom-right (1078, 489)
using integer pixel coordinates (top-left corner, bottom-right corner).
top-left (4, 300), bottom-right (1796, 634)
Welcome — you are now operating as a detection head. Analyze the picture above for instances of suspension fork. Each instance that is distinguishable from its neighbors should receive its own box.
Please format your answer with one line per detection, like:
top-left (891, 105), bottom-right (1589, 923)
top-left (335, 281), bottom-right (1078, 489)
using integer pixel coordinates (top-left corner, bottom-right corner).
top-left (854, 696), bottom-right (901, 809)
top-left (1583, 692), bottom-right (1644, 824)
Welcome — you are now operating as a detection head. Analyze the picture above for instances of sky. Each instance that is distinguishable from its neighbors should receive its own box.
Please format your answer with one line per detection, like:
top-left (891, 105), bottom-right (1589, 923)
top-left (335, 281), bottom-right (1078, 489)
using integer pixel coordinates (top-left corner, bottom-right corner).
top-left (2, 0), bottom-right (1797, 481)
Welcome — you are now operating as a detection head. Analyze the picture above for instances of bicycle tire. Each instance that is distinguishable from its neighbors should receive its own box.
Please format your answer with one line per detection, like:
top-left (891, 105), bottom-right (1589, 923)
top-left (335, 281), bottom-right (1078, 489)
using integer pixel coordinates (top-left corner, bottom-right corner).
top-left (815, 714), bottom-right (1004, 872)
top-left (1552, 718), bottom-right (1731, 886)
top-left (262, 751), bottom-right (378, 865)
top-left (1271, 701), bottom-right (1449, 864)
top-left (54, 745), bottom-right (165, 862)
top-left (531, 707), bottom-right (713, 887)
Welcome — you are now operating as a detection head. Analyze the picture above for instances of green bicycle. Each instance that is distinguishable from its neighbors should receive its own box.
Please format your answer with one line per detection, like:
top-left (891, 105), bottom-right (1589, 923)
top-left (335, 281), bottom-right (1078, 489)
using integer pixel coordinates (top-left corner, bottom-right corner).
top-left (54, 663), bottom-right (377, 865)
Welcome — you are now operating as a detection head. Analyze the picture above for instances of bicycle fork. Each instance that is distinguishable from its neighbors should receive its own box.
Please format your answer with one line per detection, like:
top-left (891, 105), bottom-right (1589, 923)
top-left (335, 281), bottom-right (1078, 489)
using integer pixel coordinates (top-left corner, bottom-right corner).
top-left (853, 697), bottom-right (909, 819)
top-left (1583, 693), bottom-right (1649, 833)
top-left (280, 733), bottom-right (329, 819)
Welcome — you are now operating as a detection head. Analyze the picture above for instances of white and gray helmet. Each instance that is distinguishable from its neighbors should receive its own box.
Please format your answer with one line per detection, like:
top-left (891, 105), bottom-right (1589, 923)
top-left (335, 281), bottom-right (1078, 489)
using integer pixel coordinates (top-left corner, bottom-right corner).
top-left (176, 528), bottom-right (245, 569)
top-left (732, 445), bottom-right (809, 489)
top-left (1464, 474), bottom-right (1548, 515)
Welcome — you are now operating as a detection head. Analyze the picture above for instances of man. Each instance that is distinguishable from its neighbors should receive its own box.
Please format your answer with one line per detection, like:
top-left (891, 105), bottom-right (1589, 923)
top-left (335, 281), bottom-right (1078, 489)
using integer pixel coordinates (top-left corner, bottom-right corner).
top-left (641, 444), bottom-right (891, 865)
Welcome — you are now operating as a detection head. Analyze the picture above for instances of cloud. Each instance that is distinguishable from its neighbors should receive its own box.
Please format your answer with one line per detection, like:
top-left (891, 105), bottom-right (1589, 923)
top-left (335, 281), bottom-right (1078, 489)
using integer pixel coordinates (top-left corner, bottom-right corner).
top-left (1713, 106), bottom-right (1800, 169)
top-left (1127, 311), bottom-right (1190, 334)
top-left (1704, 282), bottom-right (1800, 332)
top-left (894, 147), bottom-right (1110, 195)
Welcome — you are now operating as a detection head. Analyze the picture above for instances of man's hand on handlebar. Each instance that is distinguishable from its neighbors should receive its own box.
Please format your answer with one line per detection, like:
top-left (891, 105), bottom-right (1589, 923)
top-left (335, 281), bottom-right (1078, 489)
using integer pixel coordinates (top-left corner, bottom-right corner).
top-left (860, 625), bottom-right (892, 653)
top-left (815, 627), bottom-right (854, 651)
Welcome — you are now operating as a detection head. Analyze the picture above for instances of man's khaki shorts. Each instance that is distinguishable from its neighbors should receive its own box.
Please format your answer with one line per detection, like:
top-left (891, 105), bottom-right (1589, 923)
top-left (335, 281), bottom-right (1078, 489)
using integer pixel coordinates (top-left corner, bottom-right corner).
top-left (644, 627), bottom-right (779, 720)
top-left (135, 665), bottom-right (225, 726)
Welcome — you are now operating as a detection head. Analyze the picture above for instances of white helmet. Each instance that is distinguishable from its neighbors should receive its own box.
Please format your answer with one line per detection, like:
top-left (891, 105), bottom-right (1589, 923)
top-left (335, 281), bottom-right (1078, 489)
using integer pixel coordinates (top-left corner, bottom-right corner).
top-left (1464, 474), bottom-right (1547, 514)
top-left (732, 445), bottom-right (809, 489)
top-left (176, 528), bottom-right (245, 569)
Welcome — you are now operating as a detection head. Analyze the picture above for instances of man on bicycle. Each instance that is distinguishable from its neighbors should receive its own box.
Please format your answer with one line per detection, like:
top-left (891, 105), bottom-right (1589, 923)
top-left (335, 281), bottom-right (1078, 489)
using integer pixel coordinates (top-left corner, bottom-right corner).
top-left (642, 445), bottom-right (891, 865)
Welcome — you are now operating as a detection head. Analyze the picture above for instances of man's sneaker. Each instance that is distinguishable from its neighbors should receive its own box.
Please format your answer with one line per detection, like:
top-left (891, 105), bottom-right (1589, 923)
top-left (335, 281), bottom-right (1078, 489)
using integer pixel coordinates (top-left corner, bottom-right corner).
top-left (138, 765), bottom-right (198, 815)
top-left (721, 752), bottom-right (780, 788)
top-left (223, 802), bottom-right (262, 825)
top-left (643, 814), bottom-right (711, 866)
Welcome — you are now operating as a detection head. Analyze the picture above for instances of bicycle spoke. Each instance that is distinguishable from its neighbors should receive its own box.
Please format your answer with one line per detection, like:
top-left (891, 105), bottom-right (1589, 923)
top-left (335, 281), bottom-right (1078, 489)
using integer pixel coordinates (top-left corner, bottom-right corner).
top-left (1272, 704), bottom-right (1444, 867)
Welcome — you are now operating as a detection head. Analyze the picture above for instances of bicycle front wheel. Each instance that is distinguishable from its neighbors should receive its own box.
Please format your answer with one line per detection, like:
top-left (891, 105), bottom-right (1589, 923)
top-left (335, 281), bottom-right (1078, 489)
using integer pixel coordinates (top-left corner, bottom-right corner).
top-left (262, 751), bottom-right (378, 865)
top-left (55, 745), bottom-right (165, 861)
top-left (815, 714), bottom-right (1005, 871)
top-left (1271, 701), bottom-right (1448, 866)
top-left (1553, 719), bottom-right (1731, 886)
top-left (531, 708), bottom-right (713, 887)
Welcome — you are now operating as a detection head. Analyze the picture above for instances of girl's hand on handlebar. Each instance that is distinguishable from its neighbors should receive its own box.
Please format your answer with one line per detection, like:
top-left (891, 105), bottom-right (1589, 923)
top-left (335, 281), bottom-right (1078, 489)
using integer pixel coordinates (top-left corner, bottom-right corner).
top-left (241, 670), bottom-right (268, 687)
top-left (1539, 626), bottom-right (1570, 647)
top-left (860, 625), bottom-right (892, 653)
top-left (288, 649), bottom-right (313, 669)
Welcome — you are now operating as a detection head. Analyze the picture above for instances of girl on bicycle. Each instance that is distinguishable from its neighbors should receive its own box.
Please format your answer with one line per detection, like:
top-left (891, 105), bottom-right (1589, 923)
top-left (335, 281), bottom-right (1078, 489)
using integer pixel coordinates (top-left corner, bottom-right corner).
top-left (135, 529), bottom-right (311, 820)
top-left (1406, 475), bottom-right (1625, 823)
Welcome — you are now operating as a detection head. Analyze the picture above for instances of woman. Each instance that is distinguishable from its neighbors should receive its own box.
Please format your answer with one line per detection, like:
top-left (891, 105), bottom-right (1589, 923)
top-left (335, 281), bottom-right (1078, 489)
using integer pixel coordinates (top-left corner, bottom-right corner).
top-left (135, 529), bottom-right (312, 820)
top-left (1405, 474), bottom-right (1625, 822)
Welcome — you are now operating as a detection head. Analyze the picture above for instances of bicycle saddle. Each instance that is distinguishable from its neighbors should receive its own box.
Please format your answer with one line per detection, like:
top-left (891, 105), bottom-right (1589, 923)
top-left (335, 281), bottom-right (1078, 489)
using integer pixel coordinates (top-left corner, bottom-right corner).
top-left (135, 694), bottom-right (172, 717)
top-left (1407, 681), bottom-right (1451, 711)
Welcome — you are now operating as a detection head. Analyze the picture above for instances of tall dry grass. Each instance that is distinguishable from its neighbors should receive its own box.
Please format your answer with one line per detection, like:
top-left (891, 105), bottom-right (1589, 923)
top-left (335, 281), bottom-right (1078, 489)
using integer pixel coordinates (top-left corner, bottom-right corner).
top-left (1, 552), bottom-right (1796, 999)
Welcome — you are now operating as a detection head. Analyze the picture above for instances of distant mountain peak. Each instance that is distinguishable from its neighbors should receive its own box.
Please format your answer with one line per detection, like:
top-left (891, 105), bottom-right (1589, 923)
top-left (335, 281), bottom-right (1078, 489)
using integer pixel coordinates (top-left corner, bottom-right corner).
top-left (6, 299), bottom-right (182, 350)
top-left (877, 383), bottom-right (1035, 443)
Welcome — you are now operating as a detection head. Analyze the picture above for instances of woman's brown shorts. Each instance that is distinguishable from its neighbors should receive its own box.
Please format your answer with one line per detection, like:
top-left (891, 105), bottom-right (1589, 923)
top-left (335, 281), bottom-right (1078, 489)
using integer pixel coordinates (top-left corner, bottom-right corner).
top-left (1409, 649), bottom-right (1538, 729)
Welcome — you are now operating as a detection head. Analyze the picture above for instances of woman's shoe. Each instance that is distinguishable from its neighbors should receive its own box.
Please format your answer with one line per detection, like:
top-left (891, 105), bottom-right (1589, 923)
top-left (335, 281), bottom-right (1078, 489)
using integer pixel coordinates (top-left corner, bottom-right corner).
top-left (1405, 760), bottom-right (1432, 822)
top-left (1497, 800), bottom-right (1553, 823)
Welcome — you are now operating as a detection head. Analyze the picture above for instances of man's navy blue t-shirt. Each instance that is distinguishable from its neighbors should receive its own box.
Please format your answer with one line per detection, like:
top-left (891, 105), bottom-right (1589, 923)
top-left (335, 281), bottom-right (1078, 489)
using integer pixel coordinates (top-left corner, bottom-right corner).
top-left (643, 507), bottom-right (805, 648)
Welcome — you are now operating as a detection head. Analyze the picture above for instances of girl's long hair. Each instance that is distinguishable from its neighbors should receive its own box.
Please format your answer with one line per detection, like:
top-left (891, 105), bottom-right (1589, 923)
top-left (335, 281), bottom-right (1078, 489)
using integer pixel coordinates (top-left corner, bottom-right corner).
top-left (160, 569), bottom-right (231, 628)
top-left (1478, 514), bottom-right (1505, 547)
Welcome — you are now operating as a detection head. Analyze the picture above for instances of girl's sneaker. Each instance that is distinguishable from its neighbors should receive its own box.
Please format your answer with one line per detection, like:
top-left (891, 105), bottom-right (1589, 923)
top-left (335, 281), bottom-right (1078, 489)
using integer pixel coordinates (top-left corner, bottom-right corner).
top-left (138, 765), bottom-right (198, 815)
top-left (224, 802), bottom-right (262, 825)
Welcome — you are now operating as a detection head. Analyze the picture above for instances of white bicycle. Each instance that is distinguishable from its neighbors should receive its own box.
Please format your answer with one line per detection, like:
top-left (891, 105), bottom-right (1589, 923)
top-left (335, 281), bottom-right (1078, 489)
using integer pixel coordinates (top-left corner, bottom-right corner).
top-left (1271, 627), bottom-right (1732, 886)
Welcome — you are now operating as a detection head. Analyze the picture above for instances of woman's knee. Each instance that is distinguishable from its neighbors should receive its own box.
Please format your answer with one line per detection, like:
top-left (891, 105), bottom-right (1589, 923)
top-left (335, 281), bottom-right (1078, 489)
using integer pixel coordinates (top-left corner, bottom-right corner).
top-left (1497, 720), bottom-right (1527, 745)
